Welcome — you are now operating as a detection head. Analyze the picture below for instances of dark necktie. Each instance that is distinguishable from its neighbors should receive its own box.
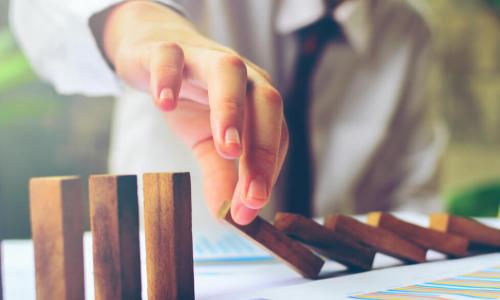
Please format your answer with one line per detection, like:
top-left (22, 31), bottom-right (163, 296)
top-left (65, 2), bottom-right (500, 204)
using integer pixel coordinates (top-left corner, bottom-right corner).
top-left (282, 17), bottom-right (342, 216)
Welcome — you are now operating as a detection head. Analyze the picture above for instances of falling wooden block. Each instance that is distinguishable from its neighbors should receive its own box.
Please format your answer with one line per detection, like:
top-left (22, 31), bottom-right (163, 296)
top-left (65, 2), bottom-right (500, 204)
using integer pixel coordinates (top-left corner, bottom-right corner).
top-left (29, 177), bottom-right (85, 300)
top-left (274, 212), bottom-right (375, 271)
top-left (367, 212), bottom-right (469, 257)
top-left (143, 173), bottom-right (194, 300)
top-left (430, 213), bottom-right (500, 249)
top-left (324, 214), bottom-right (426, 263)
top-left (89, 175), bottom-right (141, 300)
top-left (219, 202), bottom-right (324, 279)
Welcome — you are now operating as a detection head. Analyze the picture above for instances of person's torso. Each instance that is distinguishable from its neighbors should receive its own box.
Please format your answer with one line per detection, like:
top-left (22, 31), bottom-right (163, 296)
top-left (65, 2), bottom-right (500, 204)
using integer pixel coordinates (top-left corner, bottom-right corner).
top-left (109, 0), bottom-right (434, 224)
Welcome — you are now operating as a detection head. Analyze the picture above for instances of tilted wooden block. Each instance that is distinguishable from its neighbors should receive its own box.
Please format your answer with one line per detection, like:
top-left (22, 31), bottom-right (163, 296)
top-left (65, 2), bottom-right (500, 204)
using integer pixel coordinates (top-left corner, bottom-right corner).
top-left (367, 212), bottom-right (469, 257)
top-left (429, 213), bottom-right (500, 249)
top-left (274, 212), bottom-right (375, 271)
top-left (324, 214), bottom-right (427, 263)
top-left (89, 175), bottom-right (141, 300)
top-left (220, 202), bottom-right (324, 279)
top-left (29, 177), bottom-right (85, 300)
top-left (143, 173), bottom-right (195, 300)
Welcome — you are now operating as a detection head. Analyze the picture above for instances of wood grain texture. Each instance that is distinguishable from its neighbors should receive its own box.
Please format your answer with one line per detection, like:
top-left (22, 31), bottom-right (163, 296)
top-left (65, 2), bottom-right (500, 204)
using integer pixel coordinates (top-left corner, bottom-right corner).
top-left (29, 177), bottom-right (85, 300)
top-left (430, 213), bottom-right (500, 249)
top-left (324, 214), bottom-right (427, 263)
top-left (274, 212), bottom-right (375, 270)
top-left (367, 212), bottom-right (469, 257)
top-left (143, 173), bottom-right (194, 300)
top-left (224, 211), bottom-right (324, 279)
top-left (89, 175), bottom-right (141, 300)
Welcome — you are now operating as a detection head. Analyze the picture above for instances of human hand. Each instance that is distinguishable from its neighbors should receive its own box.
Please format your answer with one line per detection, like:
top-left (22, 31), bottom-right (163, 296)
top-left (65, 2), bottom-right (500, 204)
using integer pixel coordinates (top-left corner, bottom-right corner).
top-left (100, 1), bottom-right (288, 225)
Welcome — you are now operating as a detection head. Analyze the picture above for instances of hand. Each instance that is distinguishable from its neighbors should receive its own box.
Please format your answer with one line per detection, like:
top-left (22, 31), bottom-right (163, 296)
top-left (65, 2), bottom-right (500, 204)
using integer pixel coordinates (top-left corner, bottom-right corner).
top-left (100, 1), bottom-right (288, 225)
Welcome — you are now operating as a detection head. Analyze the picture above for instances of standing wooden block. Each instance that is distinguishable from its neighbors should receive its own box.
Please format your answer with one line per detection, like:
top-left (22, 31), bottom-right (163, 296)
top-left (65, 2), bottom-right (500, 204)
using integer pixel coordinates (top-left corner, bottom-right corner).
top-left (29, 177), bottom-right (84, 300)
top-left (367, 212), bottom-right (469, 257)
top-left (220, 203), bottom-right (324, 279)
top-left (89, 175), bottom-right (141, 300)
top-left (274, 213), bottom-right (375, 271)
top-left (324, 214), bottom-right (426, 263)
top-left (143, 173), bottom-right (194, 300)
top-left (429, 213), bottom-right (500, 249)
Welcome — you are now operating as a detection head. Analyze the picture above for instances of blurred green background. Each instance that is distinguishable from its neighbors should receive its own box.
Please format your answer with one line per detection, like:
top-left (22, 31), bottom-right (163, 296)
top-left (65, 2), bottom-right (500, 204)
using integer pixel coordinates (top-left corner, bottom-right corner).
top-left (418, 0), bottom-right (500, 217)
top-left (0, 0), bottom-right (113, 238)
top-left (0, 0), bottom-right (499, 238)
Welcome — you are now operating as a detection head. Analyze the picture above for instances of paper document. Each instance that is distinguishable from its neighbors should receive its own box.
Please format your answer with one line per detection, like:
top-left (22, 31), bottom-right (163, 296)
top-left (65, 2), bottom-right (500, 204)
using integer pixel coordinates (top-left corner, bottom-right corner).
top-left (193, 228), bottom-right (273, 263)
top-left (237, 253), bottom-right (500, 300)
top-left (351, 266), bottom-right (500, 299)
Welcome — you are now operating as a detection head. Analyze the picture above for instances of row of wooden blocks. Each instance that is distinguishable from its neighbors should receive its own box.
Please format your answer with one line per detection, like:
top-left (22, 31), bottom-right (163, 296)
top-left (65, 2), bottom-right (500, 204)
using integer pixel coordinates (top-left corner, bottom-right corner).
top-left (1, 172), bottom-right (500, 300)
top-left (221, 208), bottom-right (500, 280)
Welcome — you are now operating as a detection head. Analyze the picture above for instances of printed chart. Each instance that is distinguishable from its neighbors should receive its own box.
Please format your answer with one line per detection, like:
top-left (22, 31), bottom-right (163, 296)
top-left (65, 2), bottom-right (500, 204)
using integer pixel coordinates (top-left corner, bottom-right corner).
top-left (352, 266), bottom-right (500, 299)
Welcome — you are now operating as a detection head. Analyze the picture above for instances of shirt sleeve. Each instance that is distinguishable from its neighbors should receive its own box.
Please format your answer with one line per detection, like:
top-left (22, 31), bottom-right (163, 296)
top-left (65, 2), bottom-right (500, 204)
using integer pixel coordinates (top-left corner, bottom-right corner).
top-left (9, 0), bottom-right (185, 97)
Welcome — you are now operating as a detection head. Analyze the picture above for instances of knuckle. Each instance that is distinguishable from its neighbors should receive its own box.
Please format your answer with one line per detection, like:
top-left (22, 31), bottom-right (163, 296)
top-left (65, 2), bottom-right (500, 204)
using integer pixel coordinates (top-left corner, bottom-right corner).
top-left (253, 144), bottom-right (277, 169)
top-left (217, 54), bottom-right (247, 74)
top-left (155, 64), bottom-right (182, 80)
top-left (259, 86), bottom-right (283, 110)
top-left (155, 42), bottom-right (184, 61)
top-left (219, 99), bottom-right (244, 116)
top-left (150, 43), bottom-right (184, 78)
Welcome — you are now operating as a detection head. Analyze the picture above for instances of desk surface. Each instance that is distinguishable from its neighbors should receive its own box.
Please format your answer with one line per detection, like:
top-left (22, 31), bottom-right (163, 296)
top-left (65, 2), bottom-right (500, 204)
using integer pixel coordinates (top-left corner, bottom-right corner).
top-left (2, 213), bottom-right (499, 300)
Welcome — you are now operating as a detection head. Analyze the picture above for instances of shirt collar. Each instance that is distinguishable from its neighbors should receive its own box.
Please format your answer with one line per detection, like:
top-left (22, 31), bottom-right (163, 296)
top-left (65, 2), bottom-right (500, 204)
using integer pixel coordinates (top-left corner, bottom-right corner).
top-left (275, 0), bottom-right (372, 56)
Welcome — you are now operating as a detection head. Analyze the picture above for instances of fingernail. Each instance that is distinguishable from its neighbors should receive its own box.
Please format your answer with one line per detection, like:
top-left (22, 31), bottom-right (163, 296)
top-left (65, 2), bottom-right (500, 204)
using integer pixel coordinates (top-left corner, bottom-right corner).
top-left (224, 127), bottom-right (241, 146)
top-left (160, 88), bottom-right (173, 100)
top-left (159, 88), bottom-right (174, 107)
top-left (247, 177), bottom-right (268, 201)
top-left (235, 205), bottom-right (258, 225)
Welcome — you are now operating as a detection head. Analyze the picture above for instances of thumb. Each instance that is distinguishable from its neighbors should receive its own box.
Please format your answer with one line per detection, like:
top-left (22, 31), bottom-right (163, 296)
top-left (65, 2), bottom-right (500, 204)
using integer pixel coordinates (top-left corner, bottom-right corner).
top-left (192, 138), bottom-right (238, 219)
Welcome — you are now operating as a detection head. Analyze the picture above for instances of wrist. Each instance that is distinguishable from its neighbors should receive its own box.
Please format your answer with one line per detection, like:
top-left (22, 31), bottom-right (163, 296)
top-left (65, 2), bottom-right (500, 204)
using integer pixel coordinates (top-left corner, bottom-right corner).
top-left (98, 0), bottom-right (194, 67)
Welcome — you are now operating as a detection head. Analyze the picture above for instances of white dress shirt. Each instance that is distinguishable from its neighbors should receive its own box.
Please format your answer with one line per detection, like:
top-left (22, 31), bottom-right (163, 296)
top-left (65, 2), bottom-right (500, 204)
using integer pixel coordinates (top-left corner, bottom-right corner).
top-left (10, 0), bottom-right (446, 227)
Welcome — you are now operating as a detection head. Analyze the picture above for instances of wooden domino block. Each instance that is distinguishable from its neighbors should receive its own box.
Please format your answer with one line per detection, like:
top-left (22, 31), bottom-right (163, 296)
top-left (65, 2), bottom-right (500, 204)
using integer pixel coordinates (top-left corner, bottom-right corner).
top-left (274, 212), bottom-right (375, 271)
top-left (367, 212), bottom-right (469, 257)
top-left (324, 214), bottom-right (426, 263)
top-left (143, 173), bottom-right (194, 300)
top-left (29, 177), bottom-right (85, 300)
top-left (89, 175), bottom-right (141, 300)
top-left (219, 202), bottom-right (324, 279)
top-left (430, 213), bottom-right (500, 249)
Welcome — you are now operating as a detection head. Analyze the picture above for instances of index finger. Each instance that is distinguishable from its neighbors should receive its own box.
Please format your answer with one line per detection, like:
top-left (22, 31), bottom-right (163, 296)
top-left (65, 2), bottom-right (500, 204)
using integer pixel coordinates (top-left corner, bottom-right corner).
top-left (237, 72), bottom-right (284, 211)
top-left (206, 54), bottom-right (248, 159)
top-left (184, 48), bottom-right (248, 159)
